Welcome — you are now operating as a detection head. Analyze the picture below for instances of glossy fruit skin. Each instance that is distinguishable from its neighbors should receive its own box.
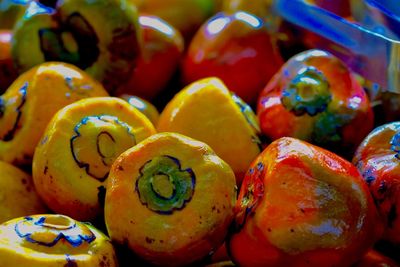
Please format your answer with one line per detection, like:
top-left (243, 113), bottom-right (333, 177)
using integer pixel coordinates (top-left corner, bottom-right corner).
top-left (32, 97), bottom-right (156, 221)
top-left (229, 137), bottom-right (382, 267)
top-left (12, 0), bottom-right (140, 93)
top-left (182, 11), bottom-right (283, 104)
top-left (0, 62), bottom-right (108, 165)
top-left (354, 250), bottom-right (399, 267)
top-left (0, 30), bottom-right (18, 94)
top-left (0, 161), bottom-right (46, 224)
top-left (157, 77), bottom-right (262, 185)
top-left (135, 0), bottom-right (217, 41)
top-left (0, 214), bottom-right (117, 267)
top-left (222, 0), bottom-right (273, 19)
top-left (105, 132), bottom-right (236, 266)
top-left (120, 94), bottom-right (160, 126)
top-left (116, 15), bottom-right (184, 100)
top-left (257, 49), bottom-right (373, 155)
top-left (353, 122), bottom-right (400, 244)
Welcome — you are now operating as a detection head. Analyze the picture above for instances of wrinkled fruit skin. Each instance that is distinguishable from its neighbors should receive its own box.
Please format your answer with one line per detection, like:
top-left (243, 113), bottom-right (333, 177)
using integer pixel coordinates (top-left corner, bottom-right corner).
top-left (229, 137), bottom-right (381, 267)
top-left (0, 31), bottom-right (18, 94)
top-left (182, 11), bottom-right (283, 104)
top-left (257, 49), bottom-right (373, 155)
top-left (116, 15), bottom-right (184, 100)
top-left (353, 122), bottom-right (400, 244)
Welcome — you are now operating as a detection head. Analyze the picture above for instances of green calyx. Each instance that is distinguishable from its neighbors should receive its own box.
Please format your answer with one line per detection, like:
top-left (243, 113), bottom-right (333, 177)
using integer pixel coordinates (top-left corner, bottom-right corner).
top-left (136, 156), bottom-right (195, 215)
top-left (281, 67), bottom-right (332, 116)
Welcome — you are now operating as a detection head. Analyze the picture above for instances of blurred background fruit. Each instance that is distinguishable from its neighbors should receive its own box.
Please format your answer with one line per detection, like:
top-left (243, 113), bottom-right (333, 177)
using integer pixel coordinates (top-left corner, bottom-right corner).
top-left (182, 11), bottom-right (283, 104)
top-left (120, 94), bottom-right (160, 126)
top-left (222, 0), bottom-right (273, 20)
top-left (12, 0), bottom-right (140, 93)
top-left (116, 15), bottom-right (184, 100)
top-left (133, 0), bottom-right (218, 41)
top-left (0, 30), bottom-right (17, 94)
top-left (0, 0), bottom-right (29, 29)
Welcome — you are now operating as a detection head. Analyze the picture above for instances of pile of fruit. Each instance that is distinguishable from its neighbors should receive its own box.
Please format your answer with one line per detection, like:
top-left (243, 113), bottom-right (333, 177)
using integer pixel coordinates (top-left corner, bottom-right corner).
top-left (0, 0), bottom-right (399, 266)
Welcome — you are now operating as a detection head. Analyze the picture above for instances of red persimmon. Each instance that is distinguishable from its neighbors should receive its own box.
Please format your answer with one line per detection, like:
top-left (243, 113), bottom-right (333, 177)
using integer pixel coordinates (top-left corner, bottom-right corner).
top-left (182, 11), bottom-right (283, 104)
top-left (229, 137), bottom-right (382, 267)
top-left (257, 49), bottom-right (373, 156)
top-left (353, 122), bottom-right (400, 245)
top-left (117, 15), bottom-right (184, 100)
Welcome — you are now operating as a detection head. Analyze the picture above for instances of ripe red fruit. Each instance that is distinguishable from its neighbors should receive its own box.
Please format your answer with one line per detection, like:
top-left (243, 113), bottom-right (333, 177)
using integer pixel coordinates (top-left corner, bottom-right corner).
top-left (353, 122), bottom-right (400, 245)
top-left (182, 11), bottom-right (283, 104)
top-left (229, 137), bottom-right (382, 267)
top-left (257, 49), bottom-right (373, 156)
top-left (117, 15), bottom-right (184, 100)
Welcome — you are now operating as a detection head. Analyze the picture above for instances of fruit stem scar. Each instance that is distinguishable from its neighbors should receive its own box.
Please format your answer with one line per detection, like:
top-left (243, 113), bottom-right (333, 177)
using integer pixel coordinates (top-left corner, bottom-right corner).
top-left (281, 67), bottom-right (332, 116)
top-left (136, 155), bottom-right (196, 215)
top-left (70, 115), bottom-right (136, 181)
top-left (14, 216), bottom-right (96, 247)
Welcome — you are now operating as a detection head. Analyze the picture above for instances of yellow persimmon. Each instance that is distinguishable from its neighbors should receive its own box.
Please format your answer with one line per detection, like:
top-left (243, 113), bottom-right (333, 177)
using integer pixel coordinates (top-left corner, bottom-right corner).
top-left (158, 77), bottom-right (261, 184)
top-left (105, 132), bottom-right (237, 266)
top-left (33, 97), bottom-right (156, 221)
top-left (0, 214), bottom-right (117, 267)
top-left (0, 62), bottom-right (108, 165)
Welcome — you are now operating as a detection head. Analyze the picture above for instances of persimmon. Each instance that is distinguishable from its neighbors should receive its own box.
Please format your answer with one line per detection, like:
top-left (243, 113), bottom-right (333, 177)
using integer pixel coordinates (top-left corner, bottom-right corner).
top-left (229, 137), bottom-right (381, 267)
top-left (354, 122), bottom-right (400, 244)
top-left (257, 49), bottom-right (373, 155)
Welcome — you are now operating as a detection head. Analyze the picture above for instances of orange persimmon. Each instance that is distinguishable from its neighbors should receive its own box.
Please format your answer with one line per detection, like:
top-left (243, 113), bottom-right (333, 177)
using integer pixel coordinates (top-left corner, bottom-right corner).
top-left (229, 137), bottom-right (382, 267)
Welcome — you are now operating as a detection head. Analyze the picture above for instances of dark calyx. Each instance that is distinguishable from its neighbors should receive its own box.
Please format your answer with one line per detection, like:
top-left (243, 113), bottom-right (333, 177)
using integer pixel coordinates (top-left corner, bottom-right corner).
top-left (281, 66), bottom-right (332, 116)
top-left (39, 12), bottom-right (100, 70)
